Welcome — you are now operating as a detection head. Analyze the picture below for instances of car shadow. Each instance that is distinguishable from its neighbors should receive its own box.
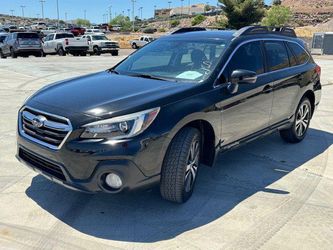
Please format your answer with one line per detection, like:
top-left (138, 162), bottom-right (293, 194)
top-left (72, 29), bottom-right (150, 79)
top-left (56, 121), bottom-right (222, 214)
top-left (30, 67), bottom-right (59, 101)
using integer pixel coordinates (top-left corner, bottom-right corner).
top-left (25, 128), bottom-right (333, 243)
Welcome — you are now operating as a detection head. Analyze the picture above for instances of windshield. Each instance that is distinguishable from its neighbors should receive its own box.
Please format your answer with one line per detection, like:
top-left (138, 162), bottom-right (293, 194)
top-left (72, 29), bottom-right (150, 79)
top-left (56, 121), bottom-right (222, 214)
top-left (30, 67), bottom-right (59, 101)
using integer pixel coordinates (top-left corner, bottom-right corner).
top-left (114, 38), bottom-right (228, 83)
top-left (92, 35), bottom-right (108, 40)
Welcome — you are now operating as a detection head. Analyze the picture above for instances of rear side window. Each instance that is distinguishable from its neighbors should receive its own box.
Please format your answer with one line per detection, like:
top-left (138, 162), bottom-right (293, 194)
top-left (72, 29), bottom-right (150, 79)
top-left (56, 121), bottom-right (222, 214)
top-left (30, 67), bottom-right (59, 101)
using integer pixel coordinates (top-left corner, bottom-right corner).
top-left (264, 41), bottom-right (289, 71)
top-left (288, 42), bottom-right (309, 65)
top-left (227, 41), bottom-right (264, 76)
top-left (55, 33), bottom-right (74, 39)
top-left (17, 33), bottom-right (39, 39)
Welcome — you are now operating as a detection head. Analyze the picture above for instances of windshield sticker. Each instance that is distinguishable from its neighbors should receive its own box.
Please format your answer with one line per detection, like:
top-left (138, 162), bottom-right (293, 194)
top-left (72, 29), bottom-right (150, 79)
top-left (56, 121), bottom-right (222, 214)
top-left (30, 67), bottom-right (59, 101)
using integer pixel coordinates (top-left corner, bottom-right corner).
top-left (176, 71), bottom-right (203, 80)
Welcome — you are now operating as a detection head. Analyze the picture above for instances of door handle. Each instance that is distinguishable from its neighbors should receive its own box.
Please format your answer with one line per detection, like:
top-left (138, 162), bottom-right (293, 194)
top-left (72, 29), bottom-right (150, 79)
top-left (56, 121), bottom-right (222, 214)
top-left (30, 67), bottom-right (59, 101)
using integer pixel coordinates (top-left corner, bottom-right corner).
top-left (262, 85), bottom-right (273, 94)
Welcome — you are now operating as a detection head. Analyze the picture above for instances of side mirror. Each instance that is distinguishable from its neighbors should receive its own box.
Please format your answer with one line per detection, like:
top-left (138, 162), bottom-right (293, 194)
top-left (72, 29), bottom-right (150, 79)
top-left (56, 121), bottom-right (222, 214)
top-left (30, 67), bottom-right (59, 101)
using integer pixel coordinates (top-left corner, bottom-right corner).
top-left (227, 69), bottom-right (257, 94)
top-left (231, 69), bottom-right (257, 84)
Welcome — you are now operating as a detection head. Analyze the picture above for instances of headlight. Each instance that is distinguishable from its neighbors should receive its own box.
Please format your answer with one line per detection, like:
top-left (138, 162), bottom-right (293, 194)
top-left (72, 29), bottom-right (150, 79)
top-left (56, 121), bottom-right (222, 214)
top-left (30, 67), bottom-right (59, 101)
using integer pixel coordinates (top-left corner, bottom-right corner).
top-left (81, 107), bottom-right (160, 139)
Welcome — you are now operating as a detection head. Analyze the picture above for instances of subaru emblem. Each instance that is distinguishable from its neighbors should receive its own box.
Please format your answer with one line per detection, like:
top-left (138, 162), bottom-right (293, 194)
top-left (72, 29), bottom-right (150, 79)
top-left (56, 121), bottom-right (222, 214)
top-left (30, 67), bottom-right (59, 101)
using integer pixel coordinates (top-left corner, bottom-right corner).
top-left (32, 115), bottom-right (47, 128)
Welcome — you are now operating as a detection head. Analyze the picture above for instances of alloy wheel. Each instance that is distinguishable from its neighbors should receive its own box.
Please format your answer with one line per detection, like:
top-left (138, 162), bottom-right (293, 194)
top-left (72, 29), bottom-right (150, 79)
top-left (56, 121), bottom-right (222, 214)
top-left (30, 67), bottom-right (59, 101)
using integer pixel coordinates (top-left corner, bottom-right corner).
top-left (184, 139), bottom-right (200, 192)
top-left (295, 102), bottom-right (311, 137)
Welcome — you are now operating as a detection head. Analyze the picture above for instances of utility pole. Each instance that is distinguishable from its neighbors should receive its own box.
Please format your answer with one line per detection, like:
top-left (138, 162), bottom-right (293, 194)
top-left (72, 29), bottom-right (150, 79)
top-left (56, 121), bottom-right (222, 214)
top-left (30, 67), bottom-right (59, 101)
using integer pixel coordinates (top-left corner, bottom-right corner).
top-left (40, 0), bottom-right (45, 19)
top-left (20, 5), bottom-right (26, 18)
top-left (109, 6), bottom-right (112, 22)
top-left (131, 0), bottom-right (135, 32)
top-left (56, 0), bottom-right (60, 28)
top-left (10, 9), bottom-right (14, 17)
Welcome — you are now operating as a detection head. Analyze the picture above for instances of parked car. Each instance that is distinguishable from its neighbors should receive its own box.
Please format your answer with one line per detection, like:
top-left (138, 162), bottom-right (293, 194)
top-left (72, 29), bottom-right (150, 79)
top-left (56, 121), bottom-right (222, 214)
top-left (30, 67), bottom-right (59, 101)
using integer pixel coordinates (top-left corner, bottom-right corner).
top-left (31, 22), bottom-right (47, 30)
top-left (16, 26), bottom-right (321, 203)
top-left (130, 35), bottom-right (154, 49)
top-left (71, 27), bottom-right (85, 36)
top-left (0, 32), bottom-right (43, 58)
top-left (85, 29), bottom-right (103, 35)
top-left (42, 32), bottom-right (89, 56)
top-left (82, 34), bottom-right (119, 56)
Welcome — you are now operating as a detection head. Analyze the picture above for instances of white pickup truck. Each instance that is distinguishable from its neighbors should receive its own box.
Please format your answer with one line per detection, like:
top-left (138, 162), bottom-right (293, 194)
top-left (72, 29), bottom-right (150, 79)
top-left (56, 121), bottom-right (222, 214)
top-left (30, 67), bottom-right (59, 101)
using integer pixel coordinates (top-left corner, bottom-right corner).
top-left (82, 34), bottom-right (119, 56)
top-left (130, 36), bottom-right (154, 49)
top-left (42, 33), bottom-right (89, 56)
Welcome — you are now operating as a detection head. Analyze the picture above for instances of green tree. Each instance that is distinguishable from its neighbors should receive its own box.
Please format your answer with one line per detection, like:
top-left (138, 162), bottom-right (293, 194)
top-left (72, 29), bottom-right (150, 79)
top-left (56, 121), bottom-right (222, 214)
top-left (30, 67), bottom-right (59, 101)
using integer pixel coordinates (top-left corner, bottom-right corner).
top-left (192, 14), bottom-right (206, 26)
top-left (110, 15), bottom-right (132, 31)
top-left (218, 0), bottom-right (265, 29)
top-left (75, 18), bottom-right (91, 27)
top-left (261, 5), bottom-right (292, 26)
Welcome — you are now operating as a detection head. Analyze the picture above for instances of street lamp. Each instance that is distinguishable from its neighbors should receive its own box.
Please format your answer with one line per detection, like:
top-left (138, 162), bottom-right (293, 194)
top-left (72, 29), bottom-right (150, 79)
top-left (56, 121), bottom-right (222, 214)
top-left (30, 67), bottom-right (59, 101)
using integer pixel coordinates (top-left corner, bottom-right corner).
top-left (84, 9), bottom-right (87, 20)
top-left (10, 9), bottom-right (14, 17)
top-left (20, 5), bottom-right (26, 18)
top-left (109, 5), bottom-right (112, 22)
top-left (127, 9), bottom-right (130, 18)
top-left (131, 0), bottom-right (135, 32)
top-left (168, 1), bottom-right (172, 9)
top-left (56, 0), bottom-right (60, 28)
top-left (180, 0), bottom-right (184, 18)
top-left (40, 0), bottom-right (45, 19)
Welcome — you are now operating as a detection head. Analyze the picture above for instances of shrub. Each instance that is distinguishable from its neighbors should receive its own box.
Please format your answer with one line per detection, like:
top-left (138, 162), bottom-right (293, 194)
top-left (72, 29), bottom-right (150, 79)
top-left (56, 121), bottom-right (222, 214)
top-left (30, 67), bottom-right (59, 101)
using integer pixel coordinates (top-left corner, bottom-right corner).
top-left (170, 20), bottom-right (180, 27)
top-left (192, 15), bottom-right (206, 26)
top-left (143, 27), bottom-right (157, 34)
top-left (158, 28), bottom-right (166, 32)
top-left (261, 5), bottom-right (292, 27)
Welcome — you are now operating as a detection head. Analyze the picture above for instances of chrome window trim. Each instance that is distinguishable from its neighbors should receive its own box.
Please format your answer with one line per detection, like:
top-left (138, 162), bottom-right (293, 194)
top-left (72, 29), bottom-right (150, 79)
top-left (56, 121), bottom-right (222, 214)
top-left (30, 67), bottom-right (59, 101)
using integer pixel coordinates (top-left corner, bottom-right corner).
top-left (214, 38), bottom-right (311, 88)
top-left (18, 106), bottom-right (73, 150)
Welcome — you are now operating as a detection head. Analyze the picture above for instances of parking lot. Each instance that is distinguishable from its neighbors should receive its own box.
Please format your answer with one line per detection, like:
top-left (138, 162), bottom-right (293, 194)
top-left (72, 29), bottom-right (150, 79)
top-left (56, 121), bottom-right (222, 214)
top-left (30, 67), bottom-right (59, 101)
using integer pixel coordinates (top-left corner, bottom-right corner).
top-left (0, 53), bottom-right (332, 249)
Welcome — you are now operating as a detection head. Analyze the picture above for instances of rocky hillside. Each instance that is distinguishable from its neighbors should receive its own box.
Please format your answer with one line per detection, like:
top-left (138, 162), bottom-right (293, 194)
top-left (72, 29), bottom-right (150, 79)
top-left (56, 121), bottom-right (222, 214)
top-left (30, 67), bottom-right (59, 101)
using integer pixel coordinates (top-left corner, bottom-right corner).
top-left (282, 0), bottom-right (333, 13)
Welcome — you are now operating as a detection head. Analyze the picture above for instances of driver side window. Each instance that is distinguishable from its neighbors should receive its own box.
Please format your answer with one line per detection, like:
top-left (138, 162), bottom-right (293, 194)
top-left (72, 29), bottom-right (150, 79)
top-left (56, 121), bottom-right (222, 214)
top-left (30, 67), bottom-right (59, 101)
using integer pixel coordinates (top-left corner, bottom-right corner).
top-left (223, 41), bottom-right (264, 83)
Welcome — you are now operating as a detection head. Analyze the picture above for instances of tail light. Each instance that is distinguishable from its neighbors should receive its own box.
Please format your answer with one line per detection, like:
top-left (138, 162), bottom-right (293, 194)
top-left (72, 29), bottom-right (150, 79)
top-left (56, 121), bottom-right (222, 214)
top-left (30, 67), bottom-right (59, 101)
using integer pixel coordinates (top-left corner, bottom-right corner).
top-left (65, 39), bottom-right (69, 46)
top-left (315, 64), bottom-right (321, 77)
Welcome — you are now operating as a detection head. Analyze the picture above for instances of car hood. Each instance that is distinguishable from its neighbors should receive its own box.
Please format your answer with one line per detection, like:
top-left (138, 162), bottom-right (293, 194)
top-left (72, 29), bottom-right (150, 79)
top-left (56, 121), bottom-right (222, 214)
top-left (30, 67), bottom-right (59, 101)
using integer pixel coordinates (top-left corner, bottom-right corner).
top-left (28, 71), bottom-right (195, 119)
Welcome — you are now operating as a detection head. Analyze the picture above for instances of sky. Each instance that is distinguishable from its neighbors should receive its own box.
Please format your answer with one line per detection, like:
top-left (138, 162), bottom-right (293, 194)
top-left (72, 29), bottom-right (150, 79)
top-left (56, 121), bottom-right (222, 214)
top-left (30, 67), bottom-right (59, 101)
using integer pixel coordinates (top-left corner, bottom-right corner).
top-left (0, 0), bottom-right (273, 24)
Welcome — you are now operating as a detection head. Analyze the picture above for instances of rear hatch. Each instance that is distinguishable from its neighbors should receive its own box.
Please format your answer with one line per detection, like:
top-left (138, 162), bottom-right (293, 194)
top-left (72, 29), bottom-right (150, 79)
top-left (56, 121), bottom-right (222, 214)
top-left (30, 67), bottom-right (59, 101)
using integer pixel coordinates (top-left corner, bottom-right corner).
top-left (17, 33), bottom-right (41, 48)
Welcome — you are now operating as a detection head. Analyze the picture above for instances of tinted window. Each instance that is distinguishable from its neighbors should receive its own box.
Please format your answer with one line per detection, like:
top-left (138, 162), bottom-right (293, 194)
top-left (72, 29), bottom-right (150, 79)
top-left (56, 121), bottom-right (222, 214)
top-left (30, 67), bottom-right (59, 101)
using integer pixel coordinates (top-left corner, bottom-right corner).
top-left (0, 35), bottom-right (7, 43)
top-left (228, 41), bottom-right (264, 76)
top-left (288, 42), bottom-right (309, 65)
top-left (17, 33), bottom-right (39, 39)
top-left (55, 33), bottom-right (74, 39)
top-left (264, 41), bottom-right (289, 71)
top-left (286, 44), bottom-right (297, 67)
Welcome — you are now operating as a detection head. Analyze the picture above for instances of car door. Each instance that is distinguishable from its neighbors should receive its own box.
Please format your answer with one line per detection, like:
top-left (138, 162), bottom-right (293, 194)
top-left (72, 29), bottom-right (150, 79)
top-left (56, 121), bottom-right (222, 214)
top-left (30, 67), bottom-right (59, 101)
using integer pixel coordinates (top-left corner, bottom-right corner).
top-left (218, 41), bottom-right (274, 146)
top-left (43, 34), bottom-right (52, 53)
top-left (2, 34), bottom-right (11, 55)
top-left (264, 40), bottom-right (304, 126)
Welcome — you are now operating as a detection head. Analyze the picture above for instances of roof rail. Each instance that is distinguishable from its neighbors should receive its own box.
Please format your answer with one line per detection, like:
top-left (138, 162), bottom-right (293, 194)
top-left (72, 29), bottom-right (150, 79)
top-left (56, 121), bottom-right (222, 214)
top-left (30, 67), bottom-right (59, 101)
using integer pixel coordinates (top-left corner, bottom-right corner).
top-left (234, 26), bottom-right (297, 38)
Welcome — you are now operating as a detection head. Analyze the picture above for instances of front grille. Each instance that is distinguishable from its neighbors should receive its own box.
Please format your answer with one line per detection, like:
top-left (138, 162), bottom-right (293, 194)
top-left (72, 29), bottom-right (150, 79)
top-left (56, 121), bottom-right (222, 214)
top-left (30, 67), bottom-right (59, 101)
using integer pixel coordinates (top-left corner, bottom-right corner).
top-left (19, 107), bottom-right (72, 150)
top-left (19, 148), bottom-right (66, 181)
top-left (105, 42), bottom-right (119, 48)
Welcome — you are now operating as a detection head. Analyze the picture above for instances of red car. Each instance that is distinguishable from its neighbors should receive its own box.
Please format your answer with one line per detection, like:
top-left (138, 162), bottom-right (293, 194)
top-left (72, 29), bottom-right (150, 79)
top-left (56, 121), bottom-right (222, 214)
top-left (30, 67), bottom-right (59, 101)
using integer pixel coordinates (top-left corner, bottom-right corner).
top-left (70, 27), bottom-right (85, 36)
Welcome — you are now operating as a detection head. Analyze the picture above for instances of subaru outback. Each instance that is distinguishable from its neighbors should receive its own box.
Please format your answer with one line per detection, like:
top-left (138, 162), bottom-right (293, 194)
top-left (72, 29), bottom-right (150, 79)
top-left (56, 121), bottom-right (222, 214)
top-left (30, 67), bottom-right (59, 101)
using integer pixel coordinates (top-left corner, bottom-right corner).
top-left (16, 26), bottom-right (321, 203)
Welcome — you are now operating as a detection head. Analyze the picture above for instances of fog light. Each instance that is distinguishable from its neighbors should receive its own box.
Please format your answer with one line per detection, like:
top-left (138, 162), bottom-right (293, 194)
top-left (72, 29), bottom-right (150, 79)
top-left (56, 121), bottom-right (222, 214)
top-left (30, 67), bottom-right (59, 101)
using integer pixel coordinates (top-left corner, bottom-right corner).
top-left (105, 173), bottom-right (122, 189)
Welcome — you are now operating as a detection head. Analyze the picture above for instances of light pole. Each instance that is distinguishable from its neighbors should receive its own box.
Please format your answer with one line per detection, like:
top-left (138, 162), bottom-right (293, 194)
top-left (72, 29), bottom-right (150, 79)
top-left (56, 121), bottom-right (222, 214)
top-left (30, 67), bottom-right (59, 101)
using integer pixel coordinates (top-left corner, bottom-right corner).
top-left (139, 7), bottom-right (143, 20)
top-left (168, 1), bottom-right (172, 9)
top-left (131, 0), bottom-right (135, 32)
top-left (188, 0), bottom-right (191, 16)
top-left (20, 5), bottom-right (26, 18)
top-left (127, 9), bottom-right (130, 18)
top-left (154, 5), bottom-right (156, 19)
top-left (40, 0), bottom-right (45, 19)
top-left (180, 0), bottom-right (184, 18)
top-left (56, 0), bottom-right (60, 28)
top-left (109, 5), bottom-right (112, 22)
top-left (65, 12), bottom-right (67, 22)
top-left (37, 13), bottom-right (40, 19)
top-left (84, 9), bottom-right (87, 20)
top-left (10, 9), bottom-right (14, 17)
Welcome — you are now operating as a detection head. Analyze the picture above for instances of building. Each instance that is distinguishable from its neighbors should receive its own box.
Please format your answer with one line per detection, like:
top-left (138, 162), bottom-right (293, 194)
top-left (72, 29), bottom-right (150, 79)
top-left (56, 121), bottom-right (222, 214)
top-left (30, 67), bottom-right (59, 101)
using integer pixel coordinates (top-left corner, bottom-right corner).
top-left (154, 8), bottom-right (171, 19)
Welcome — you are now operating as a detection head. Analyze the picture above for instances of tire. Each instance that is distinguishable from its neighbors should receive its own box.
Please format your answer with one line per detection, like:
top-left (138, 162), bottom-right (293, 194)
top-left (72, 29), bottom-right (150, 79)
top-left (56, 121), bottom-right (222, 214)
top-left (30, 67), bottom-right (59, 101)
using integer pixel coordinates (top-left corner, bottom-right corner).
top-left (0, 50), bottom-right (6, 59)
top-left (160, 127), bottom-right (201, 203)
top-left (280, 97), bottom-right (312, 143)
top-left (10, 48), bottom-right (17, 58)
top-left (132, 43), bottom-right (138, 49)
top-left (57, 47), bottom-right (66, 56)
top-left (80, 52), bottom-right (87, 56)
top-left (111, 50), bottom-right (119, 56)
top-left (93, 46), bottom-right (101, 55)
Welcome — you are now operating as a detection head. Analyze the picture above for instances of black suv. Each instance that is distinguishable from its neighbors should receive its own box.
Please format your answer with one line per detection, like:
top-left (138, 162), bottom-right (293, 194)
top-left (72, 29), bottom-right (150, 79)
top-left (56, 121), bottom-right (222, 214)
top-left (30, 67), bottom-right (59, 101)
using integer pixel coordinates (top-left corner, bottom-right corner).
top-left (17, 26), bottom-right (321, 203)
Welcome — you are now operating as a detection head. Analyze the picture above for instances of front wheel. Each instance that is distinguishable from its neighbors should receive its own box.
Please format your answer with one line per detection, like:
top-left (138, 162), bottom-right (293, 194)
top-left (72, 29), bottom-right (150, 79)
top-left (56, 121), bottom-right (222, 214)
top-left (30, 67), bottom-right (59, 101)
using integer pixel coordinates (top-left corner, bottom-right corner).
top-left (160, 127), bottom-right (201, 203)
top-left (93, 46), bottom-right (101, 55)
top-left (0, 49), bottom-right (7, 59)
top-left (111, 50), bottom-right (119, 56)
top-left (280, 97), bottom-right (312, 143)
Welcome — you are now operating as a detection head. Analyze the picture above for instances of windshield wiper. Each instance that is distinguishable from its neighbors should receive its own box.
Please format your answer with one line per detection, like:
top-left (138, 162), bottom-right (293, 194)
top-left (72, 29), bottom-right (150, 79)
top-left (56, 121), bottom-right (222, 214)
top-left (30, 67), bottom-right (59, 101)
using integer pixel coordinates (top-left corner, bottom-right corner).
top-left (128, 73), bottom-right (172, 82)
top-left (109, 69), bottom-right (119, 74)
